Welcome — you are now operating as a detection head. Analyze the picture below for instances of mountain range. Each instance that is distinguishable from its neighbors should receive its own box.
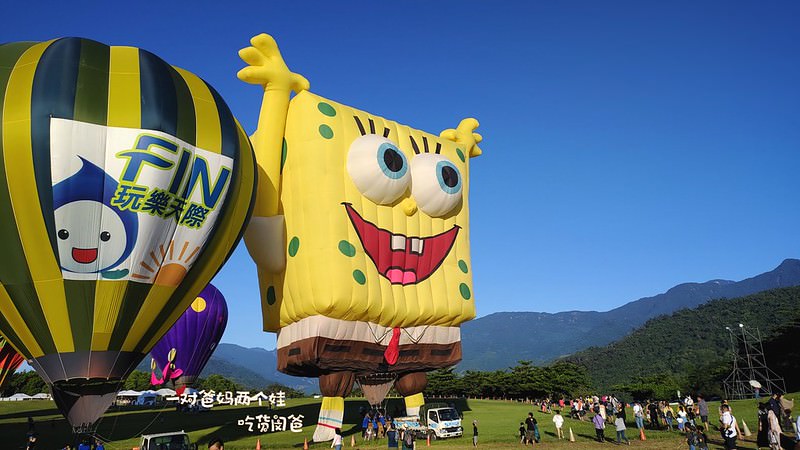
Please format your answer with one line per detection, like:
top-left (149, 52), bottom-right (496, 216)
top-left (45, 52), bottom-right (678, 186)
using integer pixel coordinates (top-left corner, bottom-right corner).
top-left (458, 258), bottom-right (800, 370)
top-left (141, 259), bottom-right (800, 388)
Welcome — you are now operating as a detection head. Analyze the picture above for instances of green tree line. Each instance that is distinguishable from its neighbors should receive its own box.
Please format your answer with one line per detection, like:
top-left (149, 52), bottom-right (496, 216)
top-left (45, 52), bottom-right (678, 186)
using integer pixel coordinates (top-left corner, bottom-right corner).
top-left (425, 361), bottom-right (592, 399)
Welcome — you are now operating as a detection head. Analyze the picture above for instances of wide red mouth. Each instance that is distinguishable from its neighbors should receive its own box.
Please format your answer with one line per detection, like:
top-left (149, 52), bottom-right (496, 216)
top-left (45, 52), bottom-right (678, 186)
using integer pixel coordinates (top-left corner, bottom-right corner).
top-left (343, 203), bottom-right (459, 285)
top-left (72, 247), bottom-right (98, 264)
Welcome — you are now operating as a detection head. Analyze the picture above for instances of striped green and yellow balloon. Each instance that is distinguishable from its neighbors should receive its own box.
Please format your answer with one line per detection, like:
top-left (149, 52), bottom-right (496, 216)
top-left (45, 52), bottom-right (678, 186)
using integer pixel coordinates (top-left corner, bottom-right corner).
top-left (0, 37), bottom-right (255, 430)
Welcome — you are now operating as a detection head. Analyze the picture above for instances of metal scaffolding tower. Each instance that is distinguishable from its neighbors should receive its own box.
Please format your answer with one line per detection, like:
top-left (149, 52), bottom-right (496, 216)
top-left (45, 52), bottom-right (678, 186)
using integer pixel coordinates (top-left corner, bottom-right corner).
top-left (722, 323), bottom-right (786, 400)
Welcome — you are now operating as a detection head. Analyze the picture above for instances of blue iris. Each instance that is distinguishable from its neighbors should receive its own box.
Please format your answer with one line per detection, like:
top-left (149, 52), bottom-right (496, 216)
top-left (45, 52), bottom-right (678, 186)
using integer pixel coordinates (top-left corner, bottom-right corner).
top-left (436, 160), bottom-right (461, 194)
top-left (376, 143), bottom-right (408, 179)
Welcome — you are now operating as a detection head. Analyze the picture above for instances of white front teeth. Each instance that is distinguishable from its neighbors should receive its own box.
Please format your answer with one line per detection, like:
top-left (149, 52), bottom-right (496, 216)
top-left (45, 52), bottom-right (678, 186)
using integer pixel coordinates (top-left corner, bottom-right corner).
top-left (410, 238), bottom-right (423, 254)
top-left (391, 235), bottom-right (406, 251)
top-left (390, 235), bottom-right (424, 254)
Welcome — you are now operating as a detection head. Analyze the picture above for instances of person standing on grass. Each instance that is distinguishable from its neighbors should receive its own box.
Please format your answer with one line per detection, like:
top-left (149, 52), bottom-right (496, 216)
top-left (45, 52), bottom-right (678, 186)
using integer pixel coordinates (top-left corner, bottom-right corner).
top-left (648, 400), bottom-right (660, 430)
top-left (519, 422), bottom-right (526, 444)
top-left (387, 424), bottom-right (398, 448)
top-left (553, 410), bottom-right (565, 439)
top-left (687, 424), bottom-right (703, 450)
top-left (767, 408), bottom-right (781, 450)
top-left (331, 428), bottom-right (343, 450)
top-left (614, 414), bottom-right (630, 445)
top-left (664, 402), bottom-right (675, 431)
top-left (400, 427), bottom-right (415, 450)
top-left (472, 420), bottom-right (479, 447)
top-left (697, 395), bottom-right (709, 432)
top-left (525, 412), bottom-right (537, 445)
top-left (633, 401), bottom-right (644, 430)
top-left (593, 411), bottom-right (607, 443)
top-left (720, 404), bottom-right (738, 450)
top-left (677, 405), bottom-right (688, 432)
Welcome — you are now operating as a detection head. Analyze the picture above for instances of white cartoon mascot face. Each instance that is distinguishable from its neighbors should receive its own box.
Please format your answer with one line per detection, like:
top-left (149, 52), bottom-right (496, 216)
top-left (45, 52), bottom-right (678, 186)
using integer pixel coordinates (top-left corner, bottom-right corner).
top-left (52, 157), bottom-right (138, 279)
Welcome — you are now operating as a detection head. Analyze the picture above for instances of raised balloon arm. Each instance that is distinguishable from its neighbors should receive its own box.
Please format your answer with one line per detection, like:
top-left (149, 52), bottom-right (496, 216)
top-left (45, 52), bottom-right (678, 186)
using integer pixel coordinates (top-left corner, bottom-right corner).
top-left (237, 33), bottom-right (308, 217)
top-left (238, 33), bottom-right (308, 273)
top-left (440, 118), bottom-right (483, 158)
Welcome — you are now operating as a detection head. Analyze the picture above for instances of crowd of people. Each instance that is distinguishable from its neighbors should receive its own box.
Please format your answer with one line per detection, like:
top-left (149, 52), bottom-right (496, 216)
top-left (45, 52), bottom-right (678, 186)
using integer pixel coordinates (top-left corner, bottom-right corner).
top-left (756, 393), bottom-right (798, 450)
top-left (516, 392), bottom-right (799, 449)
top-left (356, 408), bottom-right (405, 448)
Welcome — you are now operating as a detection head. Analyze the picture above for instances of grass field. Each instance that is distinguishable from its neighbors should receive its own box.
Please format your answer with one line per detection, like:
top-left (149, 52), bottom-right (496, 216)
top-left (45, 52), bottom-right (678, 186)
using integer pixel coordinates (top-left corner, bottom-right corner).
top-left (0, 394), bottom-right (797, 449)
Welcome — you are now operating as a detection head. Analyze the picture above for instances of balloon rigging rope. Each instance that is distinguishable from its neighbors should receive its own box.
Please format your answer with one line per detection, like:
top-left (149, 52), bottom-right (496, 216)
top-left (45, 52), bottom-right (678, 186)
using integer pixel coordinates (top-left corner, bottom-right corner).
top-left (93, 401), bottom-right (172, 447)
top-left (367, 324), bottom-right (429, 344)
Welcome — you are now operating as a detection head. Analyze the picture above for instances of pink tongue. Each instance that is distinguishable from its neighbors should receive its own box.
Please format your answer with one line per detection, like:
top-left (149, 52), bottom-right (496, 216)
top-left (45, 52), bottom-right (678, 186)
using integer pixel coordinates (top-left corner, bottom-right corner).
top-left (386, 269), bottom-right (417, 285)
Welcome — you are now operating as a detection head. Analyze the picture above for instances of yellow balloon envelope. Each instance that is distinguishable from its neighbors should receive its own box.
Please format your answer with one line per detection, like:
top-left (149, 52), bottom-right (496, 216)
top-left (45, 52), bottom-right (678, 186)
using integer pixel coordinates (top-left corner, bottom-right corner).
top-left (0, 38), bottom-right (255, 430)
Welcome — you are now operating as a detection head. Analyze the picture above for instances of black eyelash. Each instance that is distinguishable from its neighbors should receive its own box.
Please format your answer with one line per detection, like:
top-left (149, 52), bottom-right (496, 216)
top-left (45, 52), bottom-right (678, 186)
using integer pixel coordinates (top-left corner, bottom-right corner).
top-left (435, 142), bottom-right (442, 154)
top-left (422, 136), bottom-right (430, 153)
top-left (409, 136), bottom-right (421, 154)
top-left (354, 116), bottom-right (390, 138)
top-left (353, 116), bottom-right (367, 135)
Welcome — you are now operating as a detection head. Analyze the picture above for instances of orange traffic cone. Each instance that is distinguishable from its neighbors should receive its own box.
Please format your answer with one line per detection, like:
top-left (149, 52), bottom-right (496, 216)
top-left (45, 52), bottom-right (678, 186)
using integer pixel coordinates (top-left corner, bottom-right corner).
top-left (569, 427), bottom-right (575, 442)
top-left (639, 428), bottom-right (646, 441)
top-left (303, 437), bottom-right (309, 449)
top-left (351, 434), bottom-right (356, 447)
top-left (256, 438), bottom-right (261, 450)
top-left (427, 432), bottom-right (431, 446)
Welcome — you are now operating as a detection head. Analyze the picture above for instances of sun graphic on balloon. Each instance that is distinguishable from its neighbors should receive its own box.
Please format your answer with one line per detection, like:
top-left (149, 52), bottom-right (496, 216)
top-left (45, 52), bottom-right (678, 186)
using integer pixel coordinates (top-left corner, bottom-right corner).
top-left (131, 240), bottom-right (200, 286)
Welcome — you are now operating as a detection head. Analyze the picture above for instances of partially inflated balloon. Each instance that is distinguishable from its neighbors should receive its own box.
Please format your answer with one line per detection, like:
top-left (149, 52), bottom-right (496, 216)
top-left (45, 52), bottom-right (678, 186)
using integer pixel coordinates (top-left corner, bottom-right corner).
top-left (0, 38), bottom-right (255, 431)
top-left (0, 335), bottom-right (24, 390)
top-left (150, 283), bottom-right (227, 391)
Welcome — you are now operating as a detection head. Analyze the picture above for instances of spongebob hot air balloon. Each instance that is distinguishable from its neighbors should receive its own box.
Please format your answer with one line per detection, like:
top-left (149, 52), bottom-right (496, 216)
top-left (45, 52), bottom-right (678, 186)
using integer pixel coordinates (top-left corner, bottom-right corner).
top-left (0, 38), bottom-right (255, 431)
top-left (239, 34), bottom-right (482, 441)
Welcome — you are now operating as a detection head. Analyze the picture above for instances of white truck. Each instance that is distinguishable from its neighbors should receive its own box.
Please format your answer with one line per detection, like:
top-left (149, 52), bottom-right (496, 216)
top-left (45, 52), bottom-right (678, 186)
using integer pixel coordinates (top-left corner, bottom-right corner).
top-left (393, 403), bottom-right (463, 439)
top-left (138, 431), bottom-right (197, 450)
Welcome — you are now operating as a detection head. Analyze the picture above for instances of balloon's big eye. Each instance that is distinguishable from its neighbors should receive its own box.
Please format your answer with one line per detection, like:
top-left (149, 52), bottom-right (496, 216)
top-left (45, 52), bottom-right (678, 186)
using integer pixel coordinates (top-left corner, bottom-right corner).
top-left (347, 134), bottom-right (411, 204)
top-left (58, 229), bottom-right (69, 240)
top-left (410, 154), bottom-right (463, 217)
top-left (100, 231), bottom-right (111, 242)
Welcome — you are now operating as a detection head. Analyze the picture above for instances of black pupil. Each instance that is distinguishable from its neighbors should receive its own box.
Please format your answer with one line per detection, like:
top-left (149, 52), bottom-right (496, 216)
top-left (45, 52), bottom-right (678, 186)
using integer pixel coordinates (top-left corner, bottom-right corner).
top-left (58, 229), bottom-right (69, 240)
top-left (383, 148), bottom-right (404, 172)
top-left (100, 231), bottom-right (111, 242)
top-left (441, 165), bottom-right (459, 188)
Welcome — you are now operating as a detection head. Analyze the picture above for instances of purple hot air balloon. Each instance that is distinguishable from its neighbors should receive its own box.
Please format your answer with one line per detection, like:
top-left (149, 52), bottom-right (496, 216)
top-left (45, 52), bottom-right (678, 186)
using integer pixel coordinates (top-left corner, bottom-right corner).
top-left (150, 283), bottom-right (227, 392)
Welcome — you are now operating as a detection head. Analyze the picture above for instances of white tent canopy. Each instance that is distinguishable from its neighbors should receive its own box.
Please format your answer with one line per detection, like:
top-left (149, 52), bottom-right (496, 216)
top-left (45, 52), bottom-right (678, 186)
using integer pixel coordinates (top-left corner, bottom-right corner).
top-left (117, 390), bottom-right (142, 397)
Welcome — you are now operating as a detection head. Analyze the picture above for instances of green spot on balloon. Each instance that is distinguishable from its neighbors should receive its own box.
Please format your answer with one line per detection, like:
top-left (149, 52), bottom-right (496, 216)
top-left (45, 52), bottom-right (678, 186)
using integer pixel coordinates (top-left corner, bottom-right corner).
top-left (353, 270), bottom-right (366, 285)
top-left (280, 138), bottom-right (287, 173)
top-left (458, 260), bottom-right (469, 273)
top-left (319, 124), bottom-right (334, 139)
top-left (288, 237), bottom-right (300, 257)
top-left (318, 102), bottom-right (336, 117)
top-left (266, 286), bottom-right (276, 305)
top-left (456, 148), bottom-right (466, 162)
top-left (459, 283), bottom-right (471, 300)
top-left (338, 240), bottom-right (356, 257)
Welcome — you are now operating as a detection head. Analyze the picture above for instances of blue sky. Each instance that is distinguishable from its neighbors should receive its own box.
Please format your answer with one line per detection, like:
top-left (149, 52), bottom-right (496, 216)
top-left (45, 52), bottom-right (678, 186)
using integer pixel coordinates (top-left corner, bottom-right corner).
top-left (5, 1), bottom-right (799, 350)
